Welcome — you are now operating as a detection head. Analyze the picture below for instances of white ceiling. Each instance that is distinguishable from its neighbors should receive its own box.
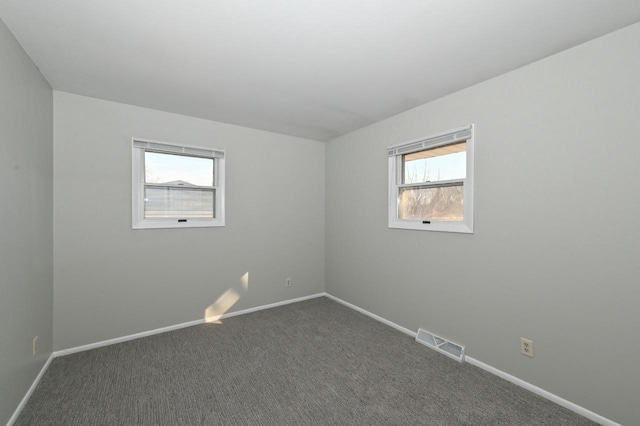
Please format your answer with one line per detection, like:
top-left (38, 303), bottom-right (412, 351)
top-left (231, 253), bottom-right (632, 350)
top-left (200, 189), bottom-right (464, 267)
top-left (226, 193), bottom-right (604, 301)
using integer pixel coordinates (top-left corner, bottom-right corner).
top-left (2, 1), bottom-right (640, 141)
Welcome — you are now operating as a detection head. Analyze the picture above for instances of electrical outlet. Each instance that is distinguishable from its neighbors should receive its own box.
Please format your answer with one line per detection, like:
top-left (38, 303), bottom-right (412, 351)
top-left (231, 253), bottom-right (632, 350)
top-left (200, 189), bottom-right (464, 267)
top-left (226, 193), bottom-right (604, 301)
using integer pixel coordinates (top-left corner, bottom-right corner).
top-left (520, 337), bottom-right (533, 357)
top-left (33, 336), bottom-right (38, 356)
top-left (285, 278), bottom-right (291, 288)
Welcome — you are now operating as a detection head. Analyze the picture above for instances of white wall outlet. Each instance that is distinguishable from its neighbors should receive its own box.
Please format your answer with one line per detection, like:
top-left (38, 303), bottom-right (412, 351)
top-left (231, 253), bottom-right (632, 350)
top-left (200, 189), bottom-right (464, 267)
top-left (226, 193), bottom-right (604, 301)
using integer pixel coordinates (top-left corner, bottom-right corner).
top-left (285, 278), bottom-right (291, 288)
top-left (33, 336), bottom-right (38, 356)
top-left (520, 337), bottom-right (533, 357)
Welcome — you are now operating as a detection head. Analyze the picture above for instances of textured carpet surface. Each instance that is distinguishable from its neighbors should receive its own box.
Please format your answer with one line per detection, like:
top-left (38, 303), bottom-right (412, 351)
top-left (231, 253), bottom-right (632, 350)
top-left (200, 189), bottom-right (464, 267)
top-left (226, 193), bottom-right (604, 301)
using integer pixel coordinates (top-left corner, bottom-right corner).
top-left (17, 297), bottom-right (597, 425)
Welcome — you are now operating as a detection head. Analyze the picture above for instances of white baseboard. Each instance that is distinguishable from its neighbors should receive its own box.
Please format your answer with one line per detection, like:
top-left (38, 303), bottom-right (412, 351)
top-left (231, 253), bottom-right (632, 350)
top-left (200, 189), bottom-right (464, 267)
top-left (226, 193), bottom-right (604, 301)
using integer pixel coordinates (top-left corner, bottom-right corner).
top-left (464, 357), bottom-right (620, 426)
top-left (7, 354), bottom-right (54, 426)
top-left (53, 293), bottom-right (325, 357)
top-left (324, 292), bottom-right (619, 426)
top-left (53, 318), bottom-right (205, 358)
top-left (11, 293), bottom-right (324, 423)
top-left (11, 292), bottom-right (619, 426)
top-left (324, 293), bottom-right (417, 338)
top-left (204, 293), bottom-right (325, 322)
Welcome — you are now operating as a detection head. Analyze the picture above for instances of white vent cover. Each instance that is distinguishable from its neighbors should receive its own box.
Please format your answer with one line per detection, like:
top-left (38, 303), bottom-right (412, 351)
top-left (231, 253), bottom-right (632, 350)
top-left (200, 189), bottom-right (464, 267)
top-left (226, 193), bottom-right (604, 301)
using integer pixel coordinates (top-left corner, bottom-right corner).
top-left (416, 328), bottom-right (465, 362)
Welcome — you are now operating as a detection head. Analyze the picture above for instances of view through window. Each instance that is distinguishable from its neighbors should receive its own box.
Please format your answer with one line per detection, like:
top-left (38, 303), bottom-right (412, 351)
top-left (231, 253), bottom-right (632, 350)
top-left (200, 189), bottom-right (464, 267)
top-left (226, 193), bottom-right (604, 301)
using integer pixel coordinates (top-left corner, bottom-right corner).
top-left (399, 141), bottom-right (466, 221)
top-left (144, 152), bottom-right (215, 219)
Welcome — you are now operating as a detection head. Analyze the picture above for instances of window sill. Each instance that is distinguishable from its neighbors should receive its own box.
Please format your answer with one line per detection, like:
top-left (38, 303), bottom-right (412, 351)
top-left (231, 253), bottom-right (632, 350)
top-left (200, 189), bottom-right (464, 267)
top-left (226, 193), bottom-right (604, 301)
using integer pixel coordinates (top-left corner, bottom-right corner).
top-left (132, 219), bottom-right (225, 230)
top-left (388, 219), bottom-right (473, 234)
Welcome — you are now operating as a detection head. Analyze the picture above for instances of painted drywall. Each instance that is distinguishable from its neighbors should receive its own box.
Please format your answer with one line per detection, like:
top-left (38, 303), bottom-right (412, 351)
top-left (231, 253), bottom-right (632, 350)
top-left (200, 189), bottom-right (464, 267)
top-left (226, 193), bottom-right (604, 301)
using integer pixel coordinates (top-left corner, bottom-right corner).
top-left (0, 18), bottom-right (53, 425)
top-left (325, 22), bottom-right (640, 425)
top-left (53, 92), bottom-right (325, 350)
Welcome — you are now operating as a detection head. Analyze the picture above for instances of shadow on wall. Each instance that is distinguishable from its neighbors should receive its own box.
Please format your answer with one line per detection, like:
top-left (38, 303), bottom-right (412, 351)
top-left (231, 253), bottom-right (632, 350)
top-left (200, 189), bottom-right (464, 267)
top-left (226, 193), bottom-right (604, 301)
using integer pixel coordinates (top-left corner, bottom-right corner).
top-left (203, 272), bottom-right (249, 323)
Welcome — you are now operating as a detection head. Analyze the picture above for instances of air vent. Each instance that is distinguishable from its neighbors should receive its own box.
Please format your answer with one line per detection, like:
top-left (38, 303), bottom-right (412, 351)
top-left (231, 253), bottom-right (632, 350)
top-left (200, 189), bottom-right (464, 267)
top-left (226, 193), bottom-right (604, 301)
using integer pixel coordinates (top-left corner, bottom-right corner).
top-left (416, 328), bottom-right (465, 362)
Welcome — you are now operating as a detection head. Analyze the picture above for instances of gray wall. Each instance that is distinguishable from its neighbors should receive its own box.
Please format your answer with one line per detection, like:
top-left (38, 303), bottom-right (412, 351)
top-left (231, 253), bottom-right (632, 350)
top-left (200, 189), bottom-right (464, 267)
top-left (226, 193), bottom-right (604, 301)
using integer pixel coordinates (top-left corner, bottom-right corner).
top-left (0, 19), bottom-right (53, 425)
top-left (325, 23), bottom-right (640, 425)
top-left (53, 92), bottom-right (325, 350)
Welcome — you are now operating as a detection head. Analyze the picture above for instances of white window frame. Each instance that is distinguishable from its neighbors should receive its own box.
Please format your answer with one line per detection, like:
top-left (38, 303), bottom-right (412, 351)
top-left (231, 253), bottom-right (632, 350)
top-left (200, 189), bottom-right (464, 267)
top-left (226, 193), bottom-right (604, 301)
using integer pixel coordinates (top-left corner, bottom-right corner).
top-left (132, 138), bottom-right (225, 229)
top-left (388, 125), bottom-right (474, 233)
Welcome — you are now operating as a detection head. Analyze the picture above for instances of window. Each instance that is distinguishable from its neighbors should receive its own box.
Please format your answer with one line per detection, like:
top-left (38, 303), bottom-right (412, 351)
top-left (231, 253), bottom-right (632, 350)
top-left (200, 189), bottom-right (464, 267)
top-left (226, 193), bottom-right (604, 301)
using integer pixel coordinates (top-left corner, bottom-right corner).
top-left (388, 125), bottom-right (474, 233)
top-left (132, 138), bottom-right (225, 229)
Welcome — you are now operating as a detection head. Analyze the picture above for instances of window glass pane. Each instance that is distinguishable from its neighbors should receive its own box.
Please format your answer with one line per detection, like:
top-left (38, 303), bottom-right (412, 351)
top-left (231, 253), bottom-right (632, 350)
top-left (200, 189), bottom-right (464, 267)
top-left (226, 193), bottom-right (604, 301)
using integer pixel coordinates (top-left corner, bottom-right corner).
top-left (145, 152), bottom-right (214, 187)
top-left (403, 142), bottom-right (466, 184)
top-left (398, 185), bottom-right (463, 221)
top-left (144, 187), bottom-right (215, 218)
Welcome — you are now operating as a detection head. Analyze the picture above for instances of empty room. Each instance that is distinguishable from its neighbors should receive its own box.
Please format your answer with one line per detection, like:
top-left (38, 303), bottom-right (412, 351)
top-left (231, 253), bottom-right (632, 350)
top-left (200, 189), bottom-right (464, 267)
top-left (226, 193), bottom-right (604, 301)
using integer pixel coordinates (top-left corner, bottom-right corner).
top-left (1, 1), bottom-right (639, 425)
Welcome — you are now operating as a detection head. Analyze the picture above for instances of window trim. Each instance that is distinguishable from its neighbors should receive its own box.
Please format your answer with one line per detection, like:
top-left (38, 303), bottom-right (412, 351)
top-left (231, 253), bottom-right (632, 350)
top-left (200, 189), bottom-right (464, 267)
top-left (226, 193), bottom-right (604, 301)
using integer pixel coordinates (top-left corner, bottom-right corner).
top-left (132, 138), bottom-right (225, 229)
top-left (388, 125), bottom-right (474, 233)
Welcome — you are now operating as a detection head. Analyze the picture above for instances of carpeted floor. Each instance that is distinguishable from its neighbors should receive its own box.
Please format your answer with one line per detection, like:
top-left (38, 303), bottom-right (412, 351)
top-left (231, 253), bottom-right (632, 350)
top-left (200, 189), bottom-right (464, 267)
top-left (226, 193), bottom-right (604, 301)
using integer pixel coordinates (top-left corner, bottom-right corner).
top-left (16, 297), bottom-right (597, 425)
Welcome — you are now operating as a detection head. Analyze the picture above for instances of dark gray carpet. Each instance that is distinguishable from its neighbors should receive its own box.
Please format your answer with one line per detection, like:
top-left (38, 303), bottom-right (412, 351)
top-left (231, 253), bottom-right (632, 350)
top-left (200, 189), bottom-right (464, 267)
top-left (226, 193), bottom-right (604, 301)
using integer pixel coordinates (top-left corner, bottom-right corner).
top-left (17, 297), bottom-right (597, 425)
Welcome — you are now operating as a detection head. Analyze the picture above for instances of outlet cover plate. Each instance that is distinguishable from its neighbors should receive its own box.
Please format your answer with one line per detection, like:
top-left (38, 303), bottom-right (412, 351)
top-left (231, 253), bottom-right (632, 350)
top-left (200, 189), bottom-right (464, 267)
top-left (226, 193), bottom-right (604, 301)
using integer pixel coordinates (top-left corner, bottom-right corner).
top-left (520, 337), bottom-right (533, 357)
